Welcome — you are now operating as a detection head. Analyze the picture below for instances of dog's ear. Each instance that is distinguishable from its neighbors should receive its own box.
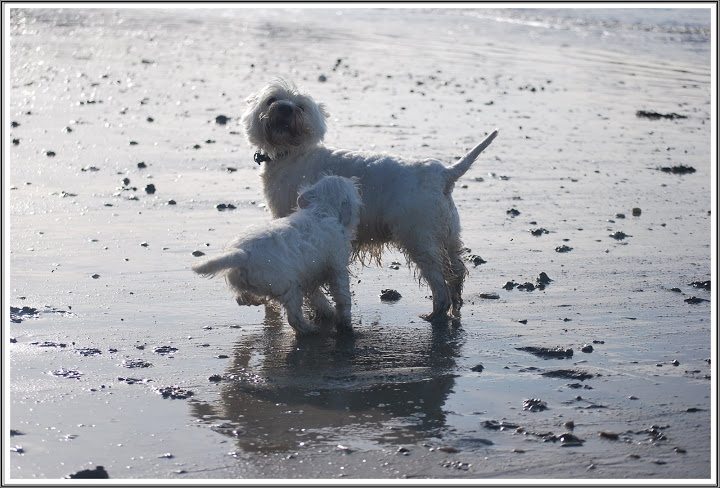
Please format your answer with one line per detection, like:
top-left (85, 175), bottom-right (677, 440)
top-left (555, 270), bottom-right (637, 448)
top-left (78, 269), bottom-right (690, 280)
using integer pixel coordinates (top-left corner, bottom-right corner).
top-left (318, 102), bottom-right (330, 120)
top-left (339, 200), bottom-right (352, 227)
top-left (297, 191), bottom-right (312, 209)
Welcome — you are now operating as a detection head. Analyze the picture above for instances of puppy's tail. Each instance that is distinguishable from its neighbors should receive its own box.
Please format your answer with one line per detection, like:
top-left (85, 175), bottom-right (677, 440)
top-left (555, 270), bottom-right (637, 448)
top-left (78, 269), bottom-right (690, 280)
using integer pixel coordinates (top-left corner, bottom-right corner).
top-left (444, 129), bottom-right (498, 192)
top-left (192, 250), bottom-right (247, 278)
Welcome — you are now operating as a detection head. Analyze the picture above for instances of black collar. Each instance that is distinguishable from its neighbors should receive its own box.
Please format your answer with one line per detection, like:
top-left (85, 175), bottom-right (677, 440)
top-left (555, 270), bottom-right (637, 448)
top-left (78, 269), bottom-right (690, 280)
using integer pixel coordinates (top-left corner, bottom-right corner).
top-left (254, 151), bottom-right (271, 165)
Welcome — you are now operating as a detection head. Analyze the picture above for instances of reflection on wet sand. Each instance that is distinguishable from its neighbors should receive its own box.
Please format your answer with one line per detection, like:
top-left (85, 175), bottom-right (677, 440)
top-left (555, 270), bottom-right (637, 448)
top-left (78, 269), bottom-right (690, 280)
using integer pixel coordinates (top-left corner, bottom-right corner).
top-left (190, 308), bottom-right (464, 453)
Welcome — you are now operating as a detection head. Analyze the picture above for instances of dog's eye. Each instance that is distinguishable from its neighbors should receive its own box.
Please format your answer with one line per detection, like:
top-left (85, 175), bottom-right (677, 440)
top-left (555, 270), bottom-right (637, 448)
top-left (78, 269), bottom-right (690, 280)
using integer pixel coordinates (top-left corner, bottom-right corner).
top-left (266, 97), bottom-right (277, 106)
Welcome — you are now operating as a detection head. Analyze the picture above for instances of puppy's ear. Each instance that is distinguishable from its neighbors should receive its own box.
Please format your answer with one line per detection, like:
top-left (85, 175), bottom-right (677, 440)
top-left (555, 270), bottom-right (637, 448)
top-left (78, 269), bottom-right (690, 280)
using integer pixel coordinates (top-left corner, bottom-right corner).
top-left (339, 200), bottom-right (352, 227)
top-left (318, 103), bottom-right (330, 120)
top-left (297, 191), bottom-right (312, 209)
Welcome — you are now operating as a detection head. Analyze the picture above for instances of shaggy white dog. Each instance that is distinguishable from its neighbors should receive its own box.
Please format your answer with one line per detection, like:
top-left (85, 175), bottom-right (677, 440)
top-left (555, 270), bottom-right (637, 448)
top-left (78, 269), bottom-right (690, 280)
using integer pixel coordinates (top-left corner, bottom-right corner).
top-left (192, 175), bottom-right (361, 335)
top-left (242, 79), bottom-right (498, 323)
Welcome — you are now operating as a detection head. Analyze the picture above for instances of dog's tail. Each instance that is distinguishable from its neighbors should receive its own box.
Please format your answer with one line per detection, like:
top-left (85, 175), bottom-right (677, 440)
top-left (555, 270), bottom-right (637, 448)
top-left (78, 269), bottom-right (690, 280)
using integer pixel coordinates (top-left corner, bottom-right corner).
top-left (444, 129), bottom-right (498, 192)
top-left (192, 250), bottom-right (247, 278)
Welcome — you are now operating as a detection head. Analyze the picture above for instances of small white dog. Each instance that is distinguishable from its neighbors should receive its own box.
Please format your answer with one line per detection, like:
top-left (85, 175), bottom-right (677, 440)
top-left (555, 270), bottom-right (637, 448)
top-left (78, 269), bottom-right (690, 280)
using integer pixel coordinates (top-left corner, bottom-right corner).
top-left (242, 79), bottom-right (498, 323)
top-left (192, 175), bottom-right (361, 335)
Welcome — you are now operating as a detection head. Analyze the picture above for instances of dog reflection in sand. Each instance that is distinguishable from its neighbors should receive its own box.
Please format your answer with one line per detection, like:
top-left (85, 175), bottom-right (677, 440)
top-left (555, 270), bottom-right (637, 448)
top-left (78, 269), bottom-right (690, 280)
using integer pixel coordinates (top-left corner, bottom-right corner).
top-left (193, 175), bottom-right (361, 335)
top-left (243, 78), bottom-right (498, 323)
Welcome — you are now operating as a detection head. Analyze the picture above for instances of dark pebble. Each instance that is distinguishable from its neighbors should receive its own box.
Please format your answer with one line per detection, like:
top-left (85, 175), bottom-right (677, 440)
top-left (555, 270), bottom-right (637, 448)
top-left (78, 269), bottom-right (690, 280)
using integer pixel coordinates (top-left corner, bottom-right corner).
top-left (530, 228), bottom-right (549, 236)
top-left (380, 289), bottom-right (402, 302)
top-left (659, 165), bottom-right (695, 174)
top-left (541, 369), bottom-right (594, 381)
top-left (636, 110), bottom-right (687, 120)
top-left (13, 138), bottom-right (20, 145)
top-left (581, 344), bottom-right (594, 353)
top-left (467, 255), bottom-right (486, 266)
top-left (555, 245), bottom-right (573, 253)
top-left (507, 208), bottom-right (520, 217)
top-left (609, 231), bottom-right (628, 240)
top-left (689, 280), bottom-right (710, 291)
top-left (471, 364), bottom-right (484, 372)
top-left (632, 207), bottom-right (642, 216)
top-left (192, 250), bottom-right (205, 257)
top-left (167, 200), bottom-right (177, 205)
top-left (523, 398), bottom-right (548, 412)
top-left (154, 386), bottom-right (193, 399)
top-left (137, 162), bottom-right (147, 169)
top-left (684, 296), bottom-right (708, 304)
top-left (479, 292), bottom-right (500, 299)
top-left (517, 346), bottom-right (573, 359)
top-left (129, 141), bottom-right (138, 145)
top-left (67, 466), bottom-right (109, 479)
top-left (153, 345), bottom-right (178, 355)
top-left (145, 184), bottom-right (156, 194)
top-left (216, 203), bottom-right (237, 211)
top-left (209, 374), bottom-right (223, 382)
top-left (537, 272), bottom-right (552, 284)
top-left (215, 115), bottom-right (230, 125)
top-left (46, 151), bottom-right (56, 157)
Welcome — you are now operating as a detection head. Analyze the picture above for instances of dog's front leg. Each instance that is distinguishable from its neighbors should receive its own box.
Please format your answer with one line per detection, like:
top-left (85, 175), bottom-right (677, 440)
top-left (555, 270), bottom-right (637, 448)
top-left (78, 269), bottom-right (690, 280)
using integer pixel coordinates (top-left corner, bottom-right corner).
top-left (282, 290), bottom-right (319, 335)
top-left (328, 268), bottom-right (353, 334)
top-left (307, 288), bottom-right (335, 322)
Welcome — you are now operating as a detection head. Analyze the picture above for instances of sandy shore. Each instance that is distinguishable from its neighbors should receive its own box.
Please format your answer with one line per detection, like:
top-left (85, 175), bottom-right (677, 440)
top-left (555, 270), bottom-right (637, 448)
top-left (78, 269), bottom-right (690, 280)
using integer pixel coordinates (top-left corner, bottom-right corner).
top-left (6, 6), bottom-right (714, 482)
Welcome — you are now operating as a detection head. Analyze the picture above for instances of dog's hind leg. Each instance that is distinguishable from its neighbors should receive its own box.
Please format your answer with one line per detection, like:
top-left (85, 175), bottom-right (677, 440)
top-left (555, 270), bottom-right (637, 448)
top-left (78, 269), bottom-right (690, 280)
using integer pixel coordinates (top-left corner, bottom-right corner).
top-left (282, 290), bottom-right (319, 335)
top-left (405, 244), bottom-right (453, 323)
top-left (448, 252), bottom-right (467, 317)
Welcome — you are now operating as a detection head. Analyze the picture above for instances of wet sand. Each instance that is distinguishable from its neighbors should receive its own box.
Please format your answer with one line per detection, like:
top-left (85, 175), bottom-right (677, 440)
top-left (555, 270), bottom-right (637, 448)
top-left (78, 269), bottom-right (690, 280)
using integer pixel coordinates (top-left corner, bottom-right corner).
top-left (6, 7), bottom-right (715, 482)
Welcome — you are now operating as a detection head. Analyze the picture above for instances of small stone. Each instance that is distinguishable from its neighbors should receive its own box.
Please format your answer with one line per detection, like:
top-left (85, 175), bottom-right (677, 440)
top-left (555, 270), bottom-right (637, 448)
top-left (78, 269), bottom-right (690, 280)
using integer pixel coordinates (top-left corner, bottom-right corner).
top-left (318, 74), bottom-right (327, 82)
top-left (215, 115), bottom-right (230, 125)
top-left (632, 207), bottom-right (642, 216)
top-left (137, 162), bottom-right (147, 169)
top-left (144, 184), bottom-right (156, 194)
top-left (192, 250), bottom-right (205, 257)
top-left (581, 344), bottom-right (593, 353)
top-left (380, 289), bottom-right (401, 302)
top-left (471, 364), bottom-right (484, 372)
top-left (437, 446), bottom-right (459, 453)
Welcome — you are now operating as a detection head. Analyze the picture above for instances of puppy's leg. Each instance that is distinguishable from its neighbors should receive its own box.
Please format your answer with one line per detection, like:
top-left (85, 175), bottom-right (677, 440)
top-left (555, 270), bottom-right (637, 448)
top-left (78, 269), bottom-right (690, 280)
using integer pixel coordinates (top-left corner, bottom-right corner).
top-left (308, 288), bottom-right (335, 321)
top-left (327, 267), bottom-right (353, 334)
top-left (282, 290), bottom-right (319, 335)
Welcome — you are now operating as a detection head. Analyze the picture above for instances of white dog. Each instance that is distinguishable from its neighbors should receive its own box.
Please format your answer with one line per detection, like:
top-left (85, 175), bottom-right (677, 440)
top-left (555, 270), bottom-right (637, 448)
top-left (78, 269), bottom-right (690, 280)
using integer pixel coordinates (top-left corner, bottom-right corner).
top-left (242, 79), bottom-right (498, 323)
top-left (192, 175), bottom-right (361, 335)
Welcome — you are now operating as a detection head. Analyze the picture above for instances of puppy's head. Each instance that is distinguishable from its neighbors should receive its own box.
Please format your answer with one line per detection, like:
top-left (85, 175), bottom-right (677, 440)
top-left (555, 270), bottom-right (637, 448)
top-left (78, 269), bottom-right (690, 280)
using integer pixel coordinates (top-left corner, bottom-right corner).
top-left (242, 78), bottom-right (329, 160)
top-left (297, 175), bottom-right (362, 234)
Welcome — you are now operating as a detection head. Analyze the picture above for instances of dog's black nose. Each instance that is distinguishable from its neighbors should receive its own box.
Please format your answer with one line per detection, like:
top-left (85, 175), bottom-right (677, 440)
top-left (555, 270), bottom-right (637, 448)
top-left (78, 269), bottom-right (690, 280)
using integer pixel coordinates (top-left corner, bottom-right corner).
top-left (277, 104), bottom-right (293, 118)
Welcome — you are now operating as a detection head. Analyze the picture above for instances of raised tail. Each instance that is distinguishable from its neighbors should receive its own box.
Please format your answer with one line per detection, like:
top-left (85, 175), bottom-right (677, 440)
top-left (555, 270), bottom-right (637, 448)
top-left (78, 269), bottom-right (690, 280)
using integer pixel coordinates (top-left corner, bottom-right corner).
top-left (192, 250), bottom-right (247, 278)
top-left (444, 129), bottom-right (498, 191)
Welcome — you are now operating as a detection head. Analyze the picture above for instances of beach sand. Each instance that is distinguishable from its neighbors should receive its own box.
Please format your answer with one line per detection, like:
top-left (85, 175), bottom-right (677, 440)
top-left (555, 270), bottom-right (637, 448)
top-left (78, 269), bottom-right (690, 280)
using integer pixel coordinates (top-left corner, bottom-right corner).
top-left (6, 7), bottom-right (714, 481)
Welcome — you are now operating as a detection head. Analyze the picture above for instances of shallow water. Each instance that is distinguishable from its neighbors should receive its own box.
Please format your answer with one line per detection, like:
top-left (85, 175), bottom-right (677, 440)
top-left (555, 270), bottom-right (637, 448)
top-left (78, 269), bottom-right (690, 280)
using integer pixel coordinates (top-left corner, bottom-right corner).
top-left (6, 6), bottom-right (714, 481)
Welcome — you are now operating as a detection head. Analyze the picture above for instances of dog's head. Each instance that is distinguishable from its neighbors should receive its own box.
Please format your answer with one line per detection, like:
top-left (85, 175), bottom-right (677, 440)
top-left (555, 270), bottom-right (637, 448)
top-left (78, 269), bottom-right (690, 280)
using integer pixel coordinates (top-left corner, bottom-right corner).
top-left (242, 78), bottom-right (329, 161)
top-left (297, 175), bottom-right (362, 234)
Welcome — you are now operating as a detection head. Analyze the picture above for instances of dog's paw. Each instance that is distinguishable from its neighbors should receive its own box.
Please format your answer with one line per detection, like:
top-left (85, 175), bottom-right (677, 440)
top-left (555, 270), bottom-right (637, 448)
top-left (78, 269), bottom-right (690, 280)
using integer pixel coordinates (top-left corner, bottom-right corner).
top-left (420, 312), bottom-right (453, 326)
top-left (292, 321), bottom-right (320, 336)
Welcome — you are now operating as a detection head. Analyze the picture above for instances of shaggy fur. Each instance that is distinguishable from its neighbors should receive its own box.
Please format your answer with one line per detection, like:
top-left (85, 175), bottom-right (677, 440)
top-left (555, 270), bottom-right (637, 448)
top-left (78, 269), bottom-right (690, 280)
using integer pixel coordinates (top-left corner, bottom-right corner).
top-left (192, 175), bottom-right (361, 335)
top-left (243, 78), bottom-right (498, 323)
